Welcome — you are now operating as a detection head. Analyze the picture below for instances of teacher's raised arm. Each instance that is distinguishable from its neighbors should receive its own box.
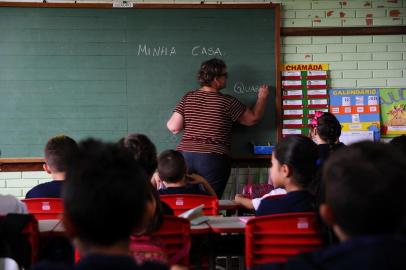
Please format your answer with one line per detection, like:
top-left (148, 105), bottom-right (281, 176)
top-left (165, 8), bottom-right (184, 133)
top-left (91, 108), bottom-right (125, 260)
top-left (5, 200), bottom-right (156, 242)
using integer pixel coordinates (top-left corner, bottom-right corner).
top-left (167, 58), bottom-right (269, 198)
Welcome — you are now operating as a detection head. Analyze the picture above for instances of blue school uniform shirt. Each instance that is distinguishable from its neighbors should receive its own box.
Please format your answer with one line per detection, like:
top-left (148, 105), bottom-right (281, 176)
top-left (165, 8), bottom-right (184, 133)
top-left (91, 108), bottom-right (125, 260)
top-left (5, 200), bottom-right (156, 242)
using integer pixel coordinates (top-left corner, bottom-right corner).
top-left (25, 180), bottom-right (64, 198)
top-left (256, 190), bottom-right (315, 216)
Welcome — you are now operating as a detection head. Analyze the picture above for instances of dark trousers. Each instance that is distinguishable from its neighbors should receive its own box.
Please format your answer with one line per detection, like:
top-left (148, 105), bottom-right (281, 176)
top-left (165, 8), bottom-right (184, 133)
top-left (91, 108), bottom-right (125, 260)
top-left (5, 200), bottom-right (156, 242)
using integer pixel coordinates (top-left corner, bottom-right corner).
top-left (182, 151), bottom-right (231, 199)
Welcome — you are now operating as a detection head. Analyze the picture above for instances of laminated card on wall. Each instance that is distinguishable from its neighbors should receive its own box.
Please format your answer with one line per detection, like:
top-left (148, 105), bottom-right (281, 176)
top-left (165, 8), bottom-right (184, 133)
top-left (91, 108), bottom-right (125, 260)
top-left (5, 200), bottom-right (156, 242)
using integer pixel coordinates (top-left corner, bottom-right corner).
top-left (329, 88), bottom-right (381, 142)
top-left (281, 64), bottom-right (329, 137)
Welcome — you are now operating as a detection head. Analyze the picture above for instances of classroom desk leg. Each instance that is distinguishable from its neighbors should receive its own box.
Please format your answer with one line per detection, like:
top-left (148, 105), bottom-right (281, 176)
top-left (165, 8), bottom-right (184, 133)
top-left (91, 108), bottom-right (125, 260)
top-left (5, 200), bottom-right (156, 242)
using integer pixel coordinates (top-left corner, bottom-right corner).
top-left (190, 234), bottom-right (210, 270)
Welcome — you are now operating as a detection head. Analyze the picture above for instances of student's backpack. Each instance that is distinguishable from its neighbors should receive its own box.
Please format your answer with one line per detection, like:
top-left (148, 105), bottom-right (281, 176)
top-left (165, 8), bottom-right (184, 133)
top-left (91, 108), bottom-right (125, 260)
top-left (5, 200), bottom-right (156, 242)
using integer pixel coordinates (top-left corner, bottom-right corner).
top-left (0, 214), bottom-right (38, 269)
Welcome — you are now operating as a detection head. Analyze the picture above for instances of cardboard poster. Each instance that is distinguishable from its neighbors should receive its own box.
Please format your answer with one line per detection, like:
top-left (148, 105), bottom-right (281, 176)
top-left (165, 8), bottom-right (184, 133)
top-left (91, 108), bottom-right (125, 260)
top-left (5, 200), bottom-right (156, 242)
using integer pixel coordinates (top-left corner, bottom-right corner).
top-left (329, 89), bottom-right (381, 141)
top-left (379, 88), bottom-right (406, 137)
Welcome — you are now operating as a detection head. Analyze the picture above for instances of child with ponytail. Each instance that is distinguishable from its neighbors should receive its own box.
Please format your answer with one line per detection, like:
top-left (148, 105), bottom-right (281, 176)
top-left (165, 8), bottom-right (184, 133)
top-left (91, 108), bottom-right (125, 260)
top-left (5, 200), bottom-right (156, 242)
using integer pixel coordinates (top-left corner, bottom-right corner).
top-left (309, 111), bottom-right (345, 166)
top-left (256, 135), bottom-right (318, 216)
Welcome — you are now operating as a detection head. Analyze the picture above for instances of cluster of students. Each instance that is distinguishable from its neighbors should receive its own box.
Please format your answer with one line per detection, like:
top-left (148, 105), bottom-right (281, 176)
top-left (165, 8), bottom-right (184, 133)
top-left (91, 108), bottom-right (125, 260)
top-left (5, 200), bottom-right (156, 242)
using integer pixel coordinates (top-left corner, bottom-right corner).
top-left (0, 111), bottom-right (405, 270)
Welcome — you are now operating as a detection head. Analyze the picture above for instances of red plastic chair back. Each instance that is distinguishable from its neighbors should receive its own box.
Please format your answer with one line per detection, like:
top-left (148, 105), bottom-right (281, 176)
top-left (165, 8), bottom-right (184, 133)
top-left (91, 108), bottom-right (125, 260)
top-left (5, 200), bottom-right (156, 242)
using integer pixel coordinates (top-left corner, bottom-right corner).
top-left (153, 215), bottom-right (191, 266)
top-left (245, 212), bottom-right (323, 269)
top-left (22, 198), bottom-right (64, 220)
top-left (0, 214), bottom-right (40, 266)
top-left (160, 195), bottom-right (218, 216)
top-left (131, 215), bottom-right (191, 266)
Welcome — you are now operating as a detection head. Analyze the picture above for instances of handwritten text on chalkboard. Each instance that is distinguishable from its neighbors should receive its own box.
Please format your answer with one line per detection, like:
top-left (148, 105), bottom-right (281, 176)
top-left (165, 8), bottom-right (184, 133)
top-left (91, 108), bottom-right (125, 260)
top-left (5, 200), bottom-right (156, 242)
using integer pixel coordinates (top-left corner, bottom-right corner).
top-left (137, 44), bottom-right (222, 57)
top-left (233, 82), bottom-right (260, 95)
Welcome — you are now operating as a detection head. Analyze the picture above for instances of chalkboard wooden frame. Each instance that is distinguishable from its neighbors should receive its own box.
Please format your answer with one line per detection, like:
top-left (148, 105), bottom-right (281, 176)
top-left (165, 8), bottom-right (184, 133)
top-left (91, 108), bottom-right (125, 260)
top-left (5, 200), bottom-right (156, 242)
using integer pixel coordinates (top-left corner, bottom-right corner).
top-left (0, 3), bottom-right (281, 162)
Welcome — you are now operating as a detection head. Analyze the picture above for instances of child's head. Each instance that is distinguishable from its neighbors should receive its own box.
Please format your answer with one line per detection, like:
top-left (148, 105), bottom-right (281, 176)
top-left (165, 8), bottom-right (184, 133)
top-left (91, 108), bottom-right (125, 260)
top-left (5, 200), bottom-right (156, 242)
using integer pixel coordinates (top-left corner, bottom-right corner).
top-left (118, 133), bottom-right (163, 233)
top-left (271, 135), bottom-right (318, 190)
top-left (44, 135), bottom-right (78, 173)
top-left (157, 150), bottom-right (186, 184)
top-left (309, 111), bottom-right (342, 146)
top-left (321, 141), bottom-right (406, 241)
top-left (118, 133), bottom-right (157, 178)
top-left (63, 139), bottom-right (151, 250)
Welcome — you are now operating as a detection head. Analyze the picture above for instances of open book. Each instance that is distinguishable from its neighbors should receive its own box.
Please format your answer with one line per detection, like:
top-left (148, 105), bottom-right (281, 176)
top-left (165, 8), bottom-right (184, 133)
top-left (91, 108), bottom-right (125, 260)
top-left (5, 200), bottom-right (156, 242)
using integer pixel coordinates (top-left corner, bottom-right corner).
top-left (178, 204), bottom-right (209, 225)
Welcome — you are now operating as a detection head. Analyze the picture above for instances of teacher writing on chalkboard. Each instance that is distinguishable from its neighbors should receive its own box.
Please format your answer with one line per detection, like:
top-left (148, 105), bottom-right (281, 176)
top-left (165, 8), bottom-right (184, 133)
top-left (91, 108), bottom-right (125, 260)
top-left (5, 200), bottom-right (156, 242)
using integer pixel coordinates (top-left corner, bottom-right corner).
top-left (167, 58), bottom-right (269, 198)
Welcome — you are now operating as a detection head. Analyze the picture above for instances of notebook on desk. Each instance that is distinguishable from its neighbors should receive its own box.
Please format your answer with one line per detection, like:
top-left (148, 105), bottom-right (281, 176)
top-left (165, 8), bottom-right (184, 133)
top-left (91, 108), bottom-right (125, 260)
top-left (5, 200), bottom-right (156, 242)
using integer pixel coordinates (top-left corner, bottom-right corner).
top-left (178, 204), bottom-right (209, 225)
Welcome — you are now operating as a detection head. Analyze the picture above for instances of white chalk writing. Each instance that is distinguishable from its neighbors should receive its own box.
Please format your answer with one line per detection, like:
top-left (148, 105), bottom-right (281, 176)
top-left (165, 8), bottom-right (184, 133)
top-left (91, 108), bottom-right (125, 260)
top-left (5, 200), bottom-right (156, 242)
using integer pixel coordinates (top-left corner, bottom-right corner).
top-left (137, 44), bottom-right (176, 56)
top-left (233, 82), bottom-right (259, 94)
top-left (191, 46), bottom-right (222, 56)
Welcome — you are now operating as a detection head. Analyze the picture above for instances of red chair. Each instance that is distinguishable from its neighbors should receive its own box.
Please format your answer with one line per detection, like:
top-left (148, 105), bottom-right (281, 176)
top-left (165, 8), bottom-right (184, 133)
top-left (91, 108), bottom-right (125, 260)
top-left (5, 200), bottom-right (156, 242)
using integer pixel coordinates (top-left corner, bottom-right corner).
top-left (131, 215), bottom-right (191, 266)
top-left (154, 215), bottom-right (191, 266)
top-left (0, 214), bottom-right (40, 267)
top-left (160, 195), bottom-right (218, 216)
top-left (22, 198), bottom-right (63, 220)
top-left (245, 212), bottom-right (323, 269)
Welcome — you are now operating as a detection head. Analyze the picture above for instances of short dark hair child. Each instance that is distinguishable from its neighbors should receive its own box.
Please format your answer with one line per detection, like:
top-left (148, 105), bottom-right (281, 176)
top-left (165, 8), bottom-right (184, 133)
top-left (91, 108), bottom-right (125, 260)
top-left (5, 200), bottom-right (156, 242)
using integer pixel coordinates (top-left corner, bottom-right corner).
top-left (256, 135), bottom-right (318, 216)
top-left (157, 150), bottom-right (186, 184)
top-left (26, 135), bottom-right (78, 198)
top-left (157, 150), bottom-right (216, 196)
top-left (44, 135), bottom-right (78, 173)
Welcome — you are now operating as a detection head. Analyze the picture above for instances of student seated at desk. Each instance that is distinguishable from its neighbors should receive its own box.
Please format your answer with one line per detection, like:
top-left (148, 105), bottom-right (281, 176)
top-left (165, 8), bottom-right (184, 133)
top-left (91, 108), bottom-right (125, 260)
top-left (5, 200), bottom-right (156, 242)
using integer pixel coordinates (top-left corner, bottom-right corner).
top-left (156, 150), bottom-right (216, 196)
top-left (32, 139), bottom-right (168, 270)
top-left (26, 135), bottom-right (78, 198)
top-left (256, 141), bottom-right (406, 270)
top-left (309, 111), bottom-right (345, 167)
top-left (118, 133), bottom-right (174, 217)
top-left (256, 135), bottom-right (318, 216)
top-left (234, 188), bottom-right (287, 211)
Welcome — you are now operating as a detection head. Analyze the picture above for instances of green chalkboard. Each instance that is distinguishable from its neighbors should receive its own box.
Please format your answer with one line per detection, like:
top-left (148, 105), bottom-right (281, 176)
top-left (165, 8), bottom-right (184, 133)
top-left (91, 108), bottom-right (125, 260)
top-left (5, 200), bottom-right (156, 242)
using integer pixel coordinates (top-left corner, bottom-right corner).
top-left (0, 4), bottom-right (280, 157)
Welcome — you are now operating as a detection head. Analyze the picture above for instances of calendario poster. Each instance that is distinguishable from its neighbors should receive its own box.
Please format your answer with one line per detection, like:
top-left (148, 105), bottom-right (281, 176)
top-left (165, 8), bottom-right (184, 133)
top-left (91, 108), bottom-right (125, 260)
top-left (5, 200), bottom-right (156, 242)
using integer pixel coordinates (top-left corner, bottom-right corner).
top-left (329, 88), bottom-right (381, 142)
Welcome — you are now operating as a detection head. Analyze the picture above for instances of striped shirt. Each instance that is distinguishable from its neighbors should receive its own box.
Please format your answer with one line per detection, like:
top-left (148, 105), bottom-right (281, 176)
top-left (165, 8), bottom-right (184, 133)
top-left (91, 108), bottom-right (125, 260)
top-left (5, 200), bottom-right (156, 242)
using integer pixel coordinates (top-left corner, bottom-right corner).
top-left (174, 89), bottom-right (246, 155)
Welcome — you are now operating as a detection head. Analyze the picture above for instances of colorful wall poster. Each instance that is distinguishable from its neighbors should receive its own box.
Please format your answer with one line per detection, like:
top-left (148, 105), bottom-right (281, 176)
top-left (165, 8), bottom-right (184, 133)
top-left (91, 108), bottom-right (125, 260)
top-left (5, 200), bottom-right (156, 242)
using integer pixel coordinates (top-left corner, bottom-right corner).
top-left (329, 88), bottom-right (381, 141)
top-left (379, 88), bottom-right (406, 137)
top-left (281, 64), bottom-right (329, 137)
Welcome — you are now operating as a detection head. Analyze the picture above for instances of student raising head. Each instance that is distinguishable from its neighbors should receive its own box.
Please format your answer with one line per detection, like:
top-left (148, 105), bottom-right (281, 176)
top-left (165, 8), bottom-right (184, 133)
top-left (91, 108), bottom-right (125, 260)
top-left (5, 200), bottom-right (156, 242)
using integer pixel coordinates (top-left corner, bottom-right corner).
top-left (157, 150), bottom-right (216, 196)
top-left (256, 135), bottom-right (318, 216)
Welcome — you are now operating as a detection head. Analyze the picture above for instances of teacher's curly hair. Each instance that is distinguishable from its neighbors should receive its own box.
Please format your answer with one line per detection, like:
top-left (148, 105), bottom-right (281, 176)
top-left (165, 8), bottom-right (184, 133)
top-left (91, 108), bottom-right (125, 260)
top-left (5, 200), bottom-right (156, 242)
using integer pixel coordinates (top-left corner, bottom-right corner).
top-left (198, 58), bottom-right (226, 86)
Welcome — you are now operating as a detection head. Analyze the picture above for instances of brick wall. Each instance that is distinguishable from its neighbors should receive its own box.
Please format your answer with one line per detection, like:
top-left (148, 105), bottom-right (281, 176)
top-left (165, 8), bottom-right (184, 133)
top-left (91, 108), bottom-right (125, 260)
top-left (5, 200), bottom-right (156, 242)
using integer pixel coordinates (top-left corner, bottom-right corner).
top-left (282, 35), bottom-right (406, 88)
top-left (0, 171), bottom-right (51, 198)
top-left (1, 0), bottom-right (405, 199)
